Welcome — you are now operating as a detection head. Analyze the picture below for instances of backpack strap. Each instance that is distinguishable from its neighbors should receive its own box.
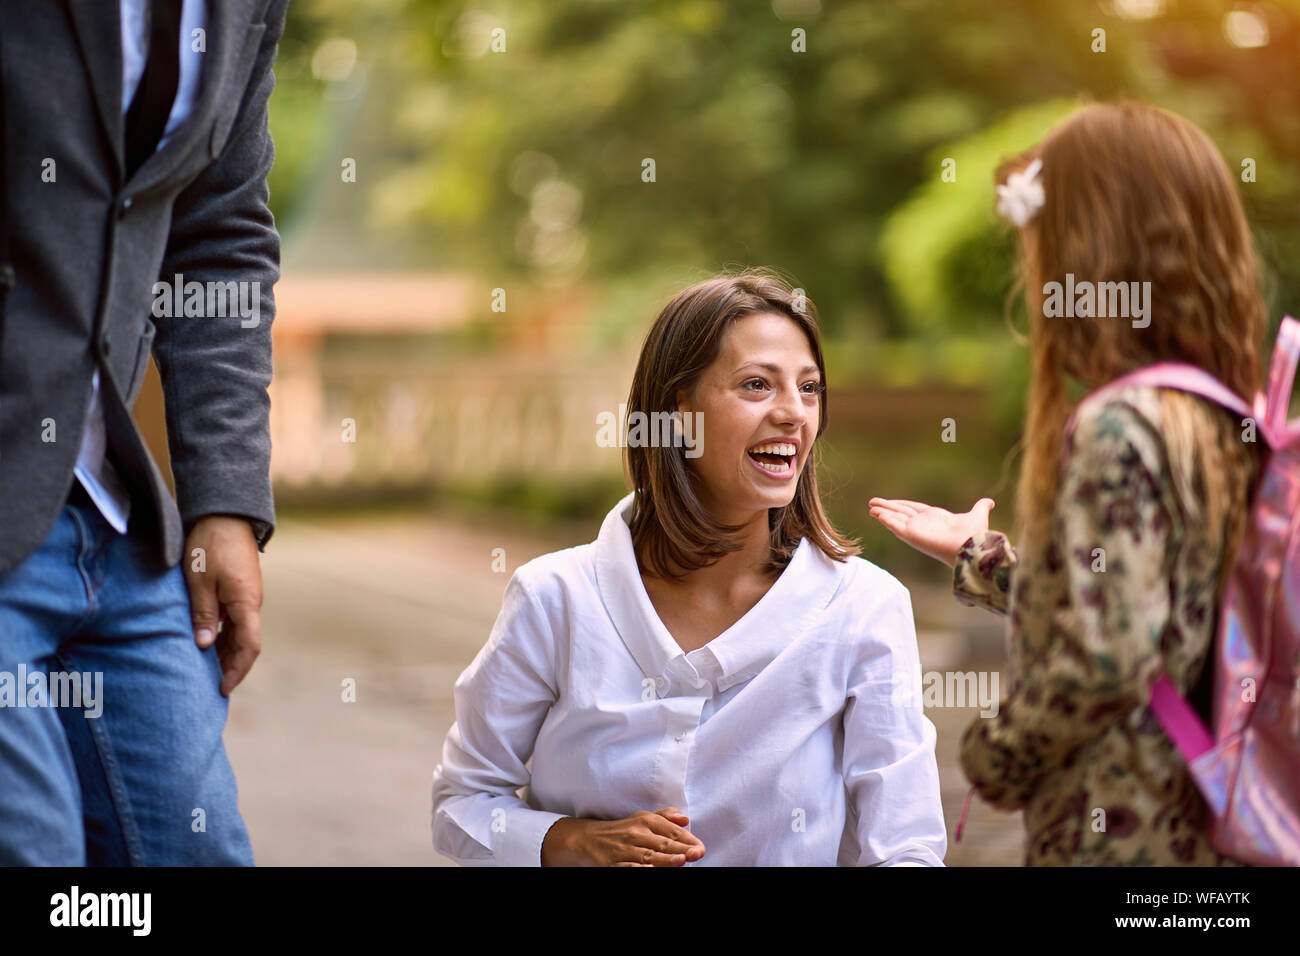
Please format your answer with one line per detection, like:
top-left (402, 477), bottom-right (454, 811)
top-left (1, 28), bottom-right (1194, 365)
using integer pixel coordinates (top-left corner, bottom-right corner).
top-left (1062, 321), bottom-right (1299, 450)
top-left (1061, 360), bottom-right (1257, 465)
top-left (1262, 316), bottom-right (1300, 443)
top-left (1086, 361), bottom-right (1255, 419)
top-left (1149, 674), bottom-right (1214, 762)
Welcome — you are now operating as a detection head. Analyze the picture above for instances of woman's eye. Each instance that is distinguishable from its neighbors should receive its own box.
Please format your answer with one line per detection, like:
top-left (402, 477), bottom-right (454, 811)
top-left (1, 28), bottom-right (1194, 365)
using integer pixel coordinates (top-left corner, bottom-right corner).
top-left (740, 378), bottom-right (821, 394)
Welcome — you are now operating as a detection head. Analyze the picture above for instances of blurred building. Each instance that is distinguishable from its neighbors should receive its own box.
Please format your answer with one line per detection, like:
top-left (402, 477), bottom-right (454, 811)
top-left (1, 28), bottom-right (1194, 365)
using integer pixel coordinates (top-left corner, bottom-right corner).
top-left (133, 269), bottom-right (629, 505)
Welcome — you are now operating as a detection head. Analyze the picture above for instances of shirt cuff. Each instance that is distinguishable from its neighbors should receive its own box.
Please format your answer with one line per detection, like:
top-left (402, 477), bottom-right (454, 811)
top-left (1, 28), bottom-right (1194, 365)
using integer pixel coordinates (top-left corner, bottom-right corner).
top-left (494, 808), bottom-right (569, 867)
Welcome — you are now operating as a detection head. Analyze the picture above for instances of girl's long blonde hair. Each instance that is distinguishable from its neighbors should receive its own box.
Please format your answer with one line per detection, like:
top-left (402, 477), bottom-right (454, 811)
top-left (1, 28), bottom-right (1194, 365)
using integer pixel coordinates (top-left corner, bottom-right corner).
top-left (1003, 102), bottom-right (1265, 565)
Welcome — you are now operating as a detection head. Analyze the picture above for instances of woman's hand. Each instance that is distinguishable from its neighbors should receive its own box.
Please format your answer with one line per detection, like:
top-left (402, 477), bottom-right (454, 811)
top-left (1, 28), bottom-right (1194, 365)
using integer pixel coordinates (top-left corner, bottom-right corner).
top-left (868, 497), bottom-right (996, 568)
top-left (541, 806), bottom-right (706, 866)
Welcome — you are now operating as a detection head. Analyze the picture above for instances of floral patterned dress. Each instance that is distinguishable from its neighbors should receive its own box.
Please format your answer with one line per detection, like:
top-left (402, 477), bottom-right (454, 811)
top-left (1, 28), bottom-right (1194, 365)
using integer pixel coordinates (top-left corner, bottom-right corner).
top-left (952, 386), bottom-right (1254, 866)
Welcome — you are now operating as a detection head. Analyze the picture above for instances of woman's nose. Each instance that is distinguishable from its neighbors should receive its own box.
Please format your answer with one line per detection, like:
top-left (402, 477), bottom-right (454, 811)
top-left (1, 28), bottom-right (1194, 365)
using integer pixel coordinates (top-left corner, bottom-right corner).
top-left (772, 384), bottom-right (808, 424)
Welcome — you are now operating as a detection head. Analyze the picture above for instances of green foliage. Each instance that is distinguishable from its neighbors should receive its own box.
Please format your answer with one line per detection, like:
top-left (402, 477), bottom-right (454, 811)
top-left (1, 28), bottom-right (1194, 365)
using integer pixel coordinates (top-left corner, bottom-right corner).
top-left (267, 0), bottom-right (1300, 466)
top-left (878, 101), bottom-right (1075, 334)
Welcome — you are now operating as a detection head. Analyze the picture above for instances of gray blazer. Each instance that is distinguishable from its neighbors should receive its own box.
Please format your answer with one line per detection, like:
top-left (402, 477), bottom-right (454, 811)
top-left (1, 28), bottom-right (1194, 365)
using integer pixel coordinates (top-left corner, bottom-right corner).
top-left (0, 0), bottom-right (289, 575)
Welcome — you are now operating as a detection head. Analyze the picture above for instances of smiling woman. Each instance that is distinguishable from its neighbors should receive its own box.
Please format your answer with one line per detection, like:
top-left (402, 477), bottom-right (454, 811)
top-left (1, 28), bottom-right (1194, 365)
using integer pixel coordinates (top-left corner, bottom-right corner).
top-left (625, 270), bottom-right (851, 580)
top-left (431, 268), bottom-right (947, 867)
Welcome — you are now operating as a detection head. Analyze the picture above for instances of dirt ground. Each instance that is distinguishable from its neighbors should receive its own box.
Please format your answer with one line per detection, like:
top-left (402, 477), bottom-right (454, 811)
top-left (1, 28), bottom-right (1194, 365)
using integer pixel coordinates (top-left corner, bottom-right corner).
top-left (223, 509), bottom-right (1025, 866)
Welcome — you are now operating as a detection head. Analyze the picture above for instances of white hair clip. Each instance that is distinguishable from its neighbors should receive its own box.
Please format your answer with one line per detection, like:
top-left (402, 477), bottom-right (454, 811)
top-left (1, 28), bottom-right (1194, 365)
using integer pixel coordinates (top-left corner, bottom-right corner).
top-left (995, 157), bottom-right (1045, 228)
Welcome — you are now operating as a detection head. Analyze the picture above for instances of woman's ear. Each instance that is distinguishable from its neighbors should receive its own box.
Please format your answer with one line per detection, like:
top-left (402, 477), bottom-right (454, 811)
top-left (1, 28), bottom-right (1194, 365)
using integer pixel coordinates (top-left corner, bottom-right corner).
top-left (675, 387), bottom-right (691, 417)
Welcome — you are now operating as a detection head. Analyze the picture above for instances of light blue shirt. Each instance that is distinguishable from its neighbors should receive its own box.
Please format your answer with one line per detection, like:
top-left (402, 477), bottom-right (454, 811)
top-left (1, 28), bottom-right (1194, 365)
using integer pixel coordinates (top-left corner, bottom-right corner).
top-left (75, 0), bottom-right (208, 533)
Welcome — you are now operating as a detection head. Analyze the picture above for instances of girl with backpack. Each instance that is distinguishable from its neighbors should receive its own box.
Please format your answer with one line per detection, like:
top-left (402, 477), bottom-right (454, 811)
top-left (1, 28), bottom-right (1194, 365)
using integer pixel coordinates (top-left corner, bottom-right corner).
top-left (870, 101), bottom-right (1296, 865)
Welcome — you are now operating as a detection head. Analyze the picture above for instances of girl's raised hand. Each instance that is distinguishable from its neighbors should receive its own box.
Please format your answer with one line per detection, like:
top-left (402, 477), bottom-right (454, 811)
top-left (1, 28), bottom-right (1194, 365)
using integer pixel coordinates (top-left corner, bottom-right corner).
top-left (868, 497), bottom-right (995, 568)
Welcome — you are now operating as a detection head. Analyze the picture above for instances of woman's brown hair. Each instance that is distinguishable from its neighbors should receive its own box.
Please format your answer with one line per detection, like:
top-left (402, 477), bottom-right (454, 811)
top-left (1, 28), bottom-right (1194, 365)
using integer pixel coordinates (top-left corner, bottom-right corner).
top-left (1001, 102), bottom-right (1265, 564)
top-left (625, 268), bottom-right (859, 579)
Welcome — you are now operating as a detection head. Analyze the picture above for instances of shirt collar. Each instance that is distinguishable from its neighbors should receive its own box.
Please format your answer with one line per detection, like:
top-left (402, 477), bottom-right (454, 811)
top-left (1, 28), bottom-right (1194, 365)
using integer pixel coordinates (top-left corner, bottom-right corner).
top-left (594, 492), bottom-right (845, 697)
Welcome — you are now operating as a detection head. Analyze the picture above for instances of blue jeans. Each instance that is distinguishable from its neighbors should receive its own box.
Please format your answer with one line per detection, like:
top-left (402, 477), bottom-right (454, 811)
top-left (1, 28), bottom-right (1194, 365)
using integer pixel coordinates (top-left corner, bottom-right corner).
top-left (0, 500), bottom-right (254, 865)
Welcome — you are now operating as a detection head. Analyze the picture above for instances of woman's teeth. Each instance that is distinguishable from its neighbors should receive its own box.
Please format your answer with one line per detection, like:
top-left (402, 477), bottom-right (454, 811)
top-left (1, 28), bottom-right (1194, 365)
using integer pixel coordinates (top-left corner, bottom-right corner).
top-left (749, 442), bottom-right (796, 457)
top-left (747, 442), bottom-right (796, 475)
top-left (753, 457), bottom-right (790, 474)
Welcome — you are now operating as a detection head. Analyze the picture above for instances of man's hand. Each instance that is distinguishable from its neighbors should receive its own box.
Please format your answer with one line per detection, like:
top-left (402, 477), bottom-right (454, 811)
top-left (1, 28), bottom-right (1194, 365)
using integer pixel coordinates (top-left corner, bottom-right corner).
top-left (184, 515), bottom-right (263, 696)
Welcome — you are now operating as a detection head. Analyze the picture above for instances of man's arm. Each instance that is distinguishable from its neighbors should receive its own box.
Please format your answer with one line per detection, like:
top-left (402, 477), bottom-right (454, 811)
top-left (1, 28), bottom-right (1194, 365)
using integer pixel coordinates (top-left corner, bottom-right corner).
top-left (154, 0), bottom-right (290, 552)
top-left (154, 1), bottom-right (290, 695)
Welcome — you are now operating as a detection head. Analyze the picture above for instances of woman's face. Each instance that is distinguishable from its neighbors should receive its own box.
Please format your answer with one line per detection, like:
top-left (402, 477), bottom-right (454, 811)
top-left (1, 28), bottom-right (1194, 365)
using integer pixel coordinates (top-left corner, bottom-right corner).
top-left (676, 312), bottom-right (821, 524)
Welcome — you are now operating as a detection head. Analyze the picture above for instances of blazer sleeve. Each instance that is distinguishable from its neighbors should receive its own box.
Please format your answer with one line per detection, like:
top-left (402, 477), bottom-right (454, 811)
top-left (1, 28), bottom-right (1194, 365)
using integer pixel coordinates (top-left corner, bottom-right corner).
top-left (842, 578), bottom-right (948, 866)
top-left (958, 400), bottom-right (1176, 810)
top-left (153, 0), bottom-right (290, 550)
top-left (431, 569), bottom-right (567, 866)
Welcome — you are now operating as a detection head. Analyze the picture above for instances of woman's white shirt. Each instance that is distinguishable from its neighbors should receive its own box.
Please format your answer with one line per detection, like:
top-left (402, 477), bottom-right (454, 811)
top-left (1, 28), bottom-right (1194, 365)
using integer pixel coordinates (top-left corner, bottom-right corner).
top-left (431, 492), bottom-right (947, 866)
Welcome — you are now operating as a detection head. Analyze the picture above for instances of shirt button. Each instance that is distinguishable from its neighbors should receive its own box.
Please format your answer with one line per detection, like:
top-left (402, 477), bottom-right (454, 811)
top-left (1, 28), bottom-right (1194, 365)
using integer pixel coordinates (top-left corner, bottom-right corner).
top-left (675, 732), bottom-right (686, 742)
top-left (119, 196), bottom-right (134, 218)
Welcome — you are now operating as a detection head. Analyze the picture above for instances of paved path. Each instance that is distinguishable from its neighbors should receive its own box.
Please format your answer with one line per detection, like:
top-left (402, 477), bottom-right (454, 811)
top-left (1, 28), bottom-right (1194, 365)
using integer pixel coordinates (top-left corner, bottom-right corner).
top-left (224, 510), bottom-right (1024, 866)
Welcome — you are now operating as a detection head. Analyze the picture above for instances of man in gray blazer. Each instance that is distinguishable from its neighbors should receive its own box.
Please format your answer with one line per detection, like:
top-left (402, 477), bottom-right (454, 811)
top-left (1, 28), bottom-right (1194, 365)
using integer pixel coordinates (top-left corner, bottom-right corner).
top-left (0, 0), bottom-right (288, 865)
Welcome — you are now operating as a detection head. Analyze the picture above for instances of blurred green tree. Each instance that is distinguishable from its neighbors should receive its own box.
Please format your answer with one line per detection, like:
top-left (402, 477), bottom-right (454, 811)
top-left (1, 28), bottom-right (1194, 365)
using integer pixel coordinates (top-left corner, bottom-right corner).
top-left (269, 0), bottom-right (1300, 392)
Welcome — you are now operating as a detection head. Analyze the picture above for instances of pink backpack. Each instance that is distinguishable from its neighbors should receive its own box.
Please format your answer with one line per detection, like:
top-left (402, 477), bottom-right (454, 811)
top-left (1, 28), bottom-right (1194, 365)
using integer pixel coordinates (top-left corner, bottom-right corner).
top-left (1065, 316), bottom-right (1300, 866)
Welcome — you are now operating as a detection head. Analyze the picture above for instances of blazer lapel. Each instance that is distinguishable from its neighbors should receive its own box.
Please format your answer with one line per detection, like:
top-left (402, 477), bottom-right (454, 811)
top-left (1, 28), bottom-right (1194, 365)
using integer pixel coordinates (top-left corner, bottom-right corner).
top-left (127, 0), bottom-right (232, 190)
top-left (124, 0), bottom-right (267, 192)
top-left (68, 0), bottom-right (124, 180)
